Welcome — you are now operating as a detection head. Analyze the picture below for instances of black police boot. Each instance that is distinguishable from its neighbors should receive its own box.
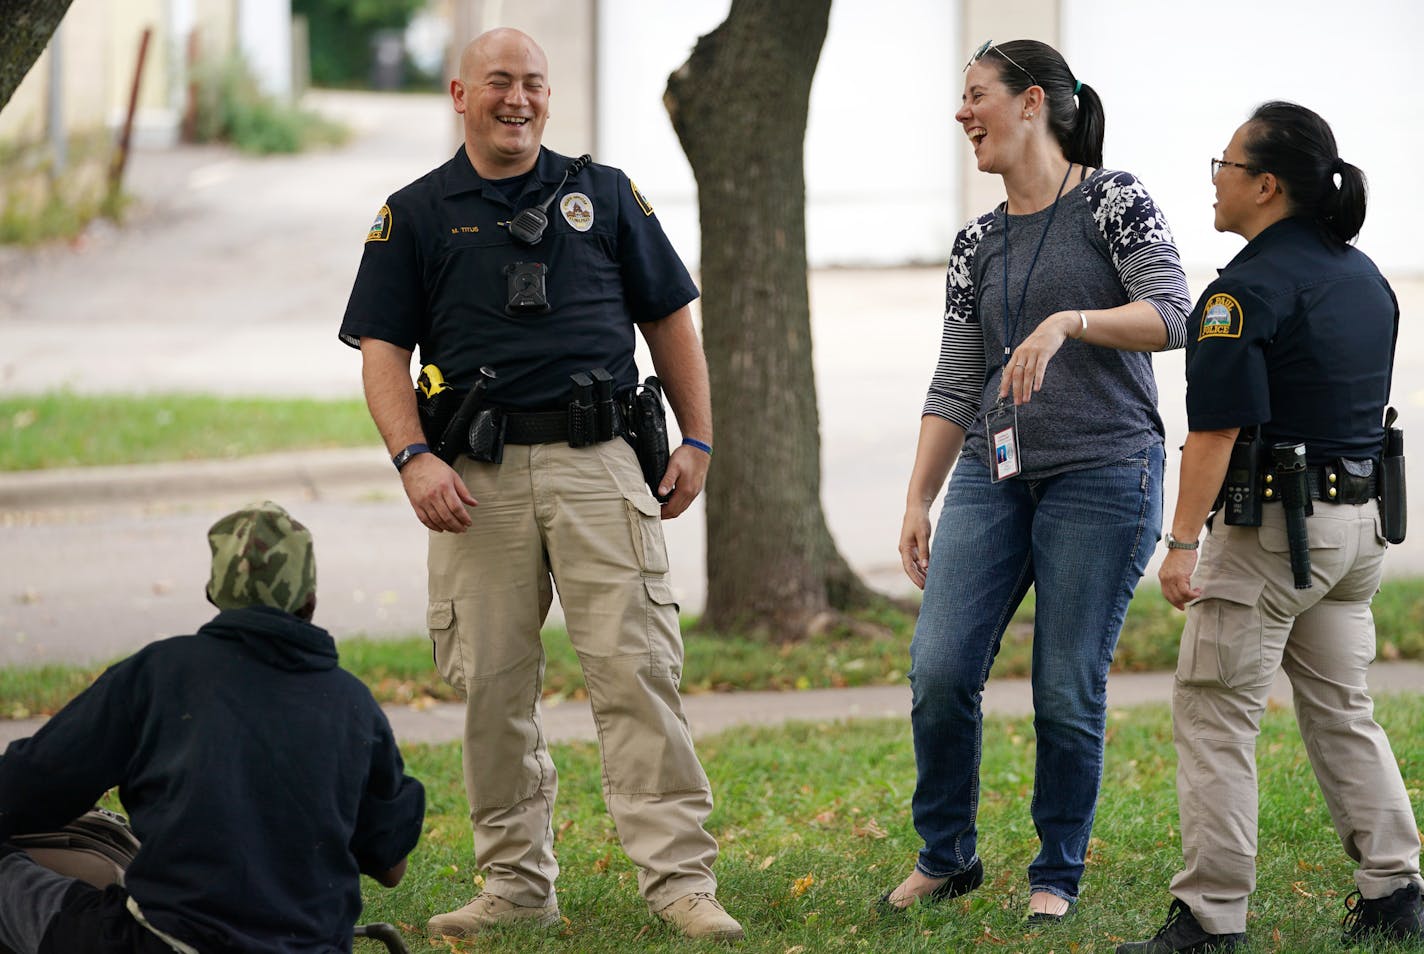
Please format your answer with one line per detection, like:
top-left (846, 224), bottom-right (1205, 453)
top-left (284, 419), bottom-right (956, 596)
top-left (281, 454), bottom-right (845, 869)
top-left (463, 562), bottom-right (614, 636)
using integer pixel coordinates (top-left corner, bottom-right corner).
top-left (1116, 898), bottom-right (1245, 953)
top-left (1341, 882), bottom-right (1424, 945)
top-left (875, 857), bottom-right (984, 913)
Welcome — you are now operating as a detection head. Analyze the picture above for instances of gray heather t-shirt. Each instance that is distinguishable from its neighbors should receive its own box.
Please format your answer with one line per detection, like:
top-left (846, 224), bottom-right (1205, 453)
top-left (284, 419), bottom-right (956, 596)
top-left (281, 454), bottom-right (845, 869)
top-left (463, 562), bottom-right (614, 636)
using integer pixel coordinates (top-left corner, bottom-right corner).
top-left (924, 169), bottom-right (1191, 479)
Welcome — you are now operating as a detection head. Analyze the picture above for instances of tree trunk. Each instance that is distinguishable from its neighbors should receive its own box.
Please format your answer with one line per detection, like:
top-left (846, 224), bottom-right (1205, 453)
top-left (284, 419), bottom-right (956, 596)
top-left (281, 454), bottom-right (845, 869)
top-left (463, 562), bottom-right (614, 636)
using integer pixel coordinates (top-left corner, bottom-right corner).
top-left (0, 0), bottom-right (75, 114)
top-left (665, 0), bottom-right (878, 642)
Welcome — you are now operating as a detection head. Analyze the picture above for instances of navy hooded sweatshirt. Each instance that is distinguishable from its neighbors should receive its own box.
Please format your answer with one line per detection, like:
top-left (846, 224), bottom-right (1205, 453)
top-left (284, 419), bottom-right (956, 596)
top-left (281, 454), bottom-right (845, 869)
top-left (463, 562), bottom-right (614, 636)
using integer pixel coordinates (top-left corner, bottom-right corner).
top-left (0, 606), bottom-right (425, 953)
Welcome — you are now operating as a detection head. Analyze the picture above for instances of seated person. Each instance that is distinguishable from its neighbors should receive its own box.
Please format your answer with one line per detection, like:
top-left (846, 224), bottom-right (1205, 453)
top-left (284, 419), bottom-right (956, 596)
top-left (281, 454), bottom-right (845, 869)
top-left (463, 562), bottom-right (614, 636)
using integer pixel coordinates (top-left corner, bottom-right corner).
top-left (0, 501), bottom-right (425, 954)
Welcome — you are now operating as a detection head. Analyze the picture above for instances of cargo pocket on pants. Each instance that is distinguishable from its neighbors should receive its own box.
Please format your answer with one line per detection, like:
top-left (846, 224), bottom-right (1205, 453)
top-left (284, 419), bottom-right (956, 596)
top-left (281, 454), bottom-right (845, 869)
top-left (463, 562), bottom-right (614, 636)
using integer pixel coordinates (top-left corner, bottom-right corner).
top-left (427, 600), bottom-right (467, 696)
top-left (1177, 576), bottom-right (1266, 688)
top-left (643, 576), bottom-right (683, 677)
top-left (623, 491), bottom-right (670, 574)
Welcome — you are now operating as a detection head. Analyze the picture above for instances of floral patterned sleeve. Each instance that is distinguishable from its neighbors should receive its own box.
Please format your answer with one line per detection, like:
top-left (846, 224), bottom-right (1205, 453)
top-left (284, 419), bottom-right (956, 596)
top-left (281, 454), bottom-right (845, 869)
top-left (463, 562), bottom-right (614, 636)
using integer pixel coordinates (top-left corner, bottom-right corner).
top-left (1086, 171), bottom-right (1191, 351)
top-left (923, 212), bottom-right (996, 429)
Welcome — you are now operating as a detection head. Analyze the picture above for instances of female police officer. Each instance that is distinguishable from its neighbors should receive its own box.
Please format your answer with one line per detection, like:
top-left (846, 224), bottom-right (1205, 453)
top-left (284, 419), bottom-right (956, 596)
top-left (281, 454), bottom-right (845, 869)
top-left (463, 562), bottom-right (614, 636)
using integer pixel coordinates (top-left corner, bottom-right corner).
top-left (1119, 102), bottom-right (1424, 952)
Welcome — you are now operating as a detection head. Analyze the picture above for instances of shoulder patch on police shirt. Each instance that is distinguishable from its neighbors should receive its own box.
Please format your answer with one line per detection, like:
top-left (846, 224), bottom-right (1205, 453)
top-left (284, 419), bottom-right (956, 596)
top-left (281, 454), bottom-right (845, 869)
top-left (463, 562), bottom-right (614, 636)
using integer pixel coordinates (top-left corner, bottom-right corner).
top-left (1198, 293), bottom-right (1243, 341)
top-left (560, 192), bottom-right (594, 232)
top-left (630, 180), bottom-right (654, 216)
top-left (366, 204), bottom-right (392, 243)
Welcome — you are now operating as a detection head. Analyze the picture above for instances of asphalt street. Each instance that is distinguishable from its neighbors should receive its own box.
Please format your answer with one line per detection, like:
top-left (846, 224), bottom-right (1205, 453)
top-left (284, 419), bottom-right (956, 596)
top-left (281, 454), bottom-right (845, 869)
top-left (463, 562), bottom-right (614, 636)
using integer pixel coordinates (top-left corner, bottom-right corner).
top-left (3, 91), bottom-right (1424, 675)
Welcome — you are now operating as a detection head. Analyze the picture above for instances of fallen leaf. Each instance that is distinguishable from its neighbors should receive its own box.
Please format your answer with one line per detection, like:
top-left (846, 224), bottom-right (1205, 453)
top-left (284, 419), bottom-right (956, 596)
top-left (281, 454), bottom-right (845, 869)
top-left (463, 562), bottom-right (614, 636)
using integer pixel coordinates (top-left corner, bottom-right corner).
top-left (759, 855), bottom-right (777, 870)
top-left (853, 817), bottom-right (888, 839)
top-left (1290, 881), bottom-right (1314, 898)
top-left (791, 873), bottom-right (815, 897)
top-left (813, 810), bottom-right (837, 825)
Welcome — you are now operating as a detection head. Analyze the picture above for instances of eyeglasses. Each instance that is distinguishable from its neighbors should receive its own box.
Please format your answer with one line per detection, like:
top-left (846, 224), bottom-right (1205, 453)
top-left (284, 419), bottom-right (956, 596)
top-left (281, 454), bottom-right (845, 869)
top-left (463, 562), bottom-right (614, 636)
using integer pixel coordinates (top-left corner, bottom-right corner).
top-left (964, 39), bottom-right (1038, 88)
top-left (1210, 158), bottom-right (1262, 180)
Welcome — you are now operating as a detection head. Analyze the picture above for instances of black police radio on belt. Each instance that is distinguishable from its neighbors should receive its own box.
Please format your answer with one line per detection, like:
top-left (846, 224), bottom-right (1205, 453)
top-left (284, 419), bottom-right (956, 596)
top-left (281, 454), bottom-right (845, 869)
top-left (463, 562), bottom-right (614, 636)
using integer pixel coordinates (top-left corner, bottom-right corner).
top-left (507, 154), bottom-right (591, 245)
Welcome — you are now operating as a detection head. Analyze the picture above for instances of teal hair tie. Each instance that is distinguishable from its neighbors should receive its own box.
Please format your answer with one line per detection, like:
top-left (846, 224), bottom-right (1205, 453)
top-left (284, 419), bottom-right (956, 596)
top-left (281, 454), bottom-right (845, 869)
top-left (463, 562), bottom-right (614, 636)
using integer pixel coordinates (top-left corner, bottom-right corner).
top-left (1073, 80), bottom-right (1082, 95)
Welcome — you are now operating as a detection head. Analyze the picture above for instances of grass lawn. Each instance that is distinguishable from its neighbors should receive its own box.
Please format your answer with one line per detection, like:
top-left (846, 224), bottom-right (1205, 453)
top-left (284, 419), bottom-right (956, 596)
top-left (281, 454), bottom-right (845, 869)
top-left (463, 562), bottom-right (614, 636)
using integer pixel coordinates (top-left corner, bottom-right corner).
top-left (7, 579), bottom-right (1424, 720)
top-left (0, 393), bottom-right (377, 470)
top-left (346, 694), bottom-right (1424, 953)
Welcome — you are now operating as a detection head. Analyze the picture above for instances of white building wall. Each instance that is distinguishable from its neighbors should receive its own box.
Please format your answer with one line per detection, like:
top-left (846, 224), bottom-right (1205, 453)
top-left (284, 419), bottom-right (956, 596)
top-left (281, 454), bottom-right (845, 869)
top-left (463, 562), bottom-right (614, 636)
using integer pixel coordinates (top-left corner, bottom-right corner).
top-left (1061, 0), bottom-right (1421, 274)
top-left (597, 1), bottom-right (1419, 275)
top-left (237, 0), bottom-right (293, 99)
top-left (595, 0), bottom-right (959, 269)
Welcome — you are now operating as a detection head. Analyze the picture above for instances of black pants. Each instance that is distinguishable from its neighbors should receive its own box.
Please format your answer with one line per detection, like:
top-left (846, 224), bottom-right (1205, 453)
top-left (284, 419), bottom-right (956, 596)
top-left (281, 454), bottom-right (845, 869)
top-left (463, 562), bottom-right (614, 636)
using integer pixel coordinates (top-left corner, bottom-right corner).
top-left (39, 883), bottom-right (175, 954)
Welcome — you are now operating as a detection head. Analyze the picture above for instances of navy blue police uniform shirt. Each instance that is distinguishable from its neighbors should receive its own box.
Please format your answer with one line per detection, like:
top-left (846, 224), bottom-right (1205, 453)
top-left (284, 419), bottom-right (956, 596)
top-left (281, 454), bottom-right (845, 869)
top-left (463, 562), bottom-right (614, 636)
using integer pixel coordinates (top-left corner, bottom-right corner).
top-left (340, 146), bottom-right (699, 410)
top-left (1184, 216), bottom-right (1399, 465)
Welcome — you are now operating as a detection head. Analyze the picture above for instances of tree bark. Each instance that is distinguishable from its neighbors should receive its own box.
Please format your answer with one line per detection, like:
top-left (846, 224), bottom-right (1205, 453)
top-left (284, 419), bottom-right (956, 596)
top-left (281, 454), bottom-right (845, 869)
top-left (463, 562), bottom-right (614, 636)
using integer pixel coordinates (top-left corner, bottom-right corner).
top-left (665, 0), bottom-right (878, 641)
top-left (0, 0), bottom-right (75, 114)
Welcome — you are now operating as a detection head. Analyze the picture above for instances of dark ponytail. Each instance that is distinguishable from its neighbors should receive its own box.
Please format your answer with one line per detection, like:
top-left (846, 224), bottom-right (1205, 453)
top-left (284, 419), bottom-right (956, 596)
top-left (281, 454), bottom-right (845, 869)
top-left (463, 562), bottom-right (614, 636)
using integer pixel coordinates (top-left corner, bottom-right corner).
top-left (1243, 101), bottom-right (1367, 244)
top-left (989, 40), bottom-right (1104, 168)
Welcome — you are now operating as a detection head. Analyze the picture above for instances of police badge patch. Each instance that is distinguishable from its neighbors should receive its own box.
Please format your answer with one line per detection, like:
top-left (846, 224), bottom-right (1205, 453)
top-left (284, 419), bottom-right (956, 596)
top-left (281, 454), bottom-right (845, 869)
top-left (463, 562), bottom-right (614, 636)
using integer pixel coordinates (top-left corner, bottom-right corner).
top-left (1198, 293), bottom-right (1243, 340)
top-left (366, 205), bottom-right (392, 243)
top-left (560, 193), bottom-right (594, 232)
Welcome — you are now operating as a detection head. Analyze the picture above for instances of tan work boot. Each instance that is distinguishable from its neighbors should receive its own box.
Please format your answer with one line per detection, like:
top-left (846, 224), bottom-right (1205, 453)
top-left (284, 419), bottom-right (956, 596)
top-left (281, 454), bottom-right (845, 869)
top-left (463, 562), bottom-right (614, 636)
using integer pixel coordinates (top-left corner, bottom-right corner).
top-left (426, 893), bottom-right (561, 938)
top-left (655, 892), bottom-right (745, 941)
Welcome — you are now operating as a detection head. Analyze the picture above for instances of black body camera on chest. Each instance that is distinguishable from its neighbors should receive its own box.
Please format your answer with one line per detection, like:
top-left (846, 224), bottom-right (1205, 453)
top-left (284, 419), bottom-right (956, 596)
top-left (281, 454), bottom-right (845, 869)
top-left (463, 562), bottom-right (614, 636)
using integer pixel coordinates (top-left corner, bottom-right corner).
top-left (504, 261), bottom-right (550, 315)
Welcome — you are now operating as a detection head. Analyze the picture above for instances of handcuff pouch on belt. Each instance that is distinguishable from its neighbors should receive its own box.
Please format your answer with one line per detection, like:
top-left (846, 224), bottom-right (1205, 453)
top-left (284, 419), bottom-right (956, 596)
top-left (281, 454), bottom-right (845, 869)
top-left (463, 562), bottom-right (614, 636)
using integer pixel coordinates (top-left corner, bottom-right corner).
top-left (621, 376), bottom-right (672, 503)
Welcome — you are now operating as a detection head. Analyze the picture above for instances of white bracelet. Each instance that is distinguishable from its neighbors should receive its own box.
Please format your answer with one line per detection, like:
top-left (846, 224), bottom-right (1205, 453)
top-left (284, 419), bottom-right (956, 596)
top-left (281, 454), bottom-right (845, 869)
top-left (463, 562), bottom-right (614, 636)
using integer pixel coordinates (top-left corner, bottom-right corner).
top-left (1076, 310), bottom-right (1088, 339)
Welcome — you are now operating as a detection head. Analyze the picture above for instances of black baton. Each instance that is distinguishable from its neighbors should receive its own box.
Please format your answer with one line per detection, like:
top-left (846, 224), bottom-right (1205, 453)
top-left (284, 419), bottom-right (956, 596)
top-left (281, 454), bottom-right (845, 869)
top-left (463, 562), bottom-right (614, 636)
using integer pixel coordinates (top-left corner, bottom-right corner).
top-left (1271, 442), bottom-right (1313, 589)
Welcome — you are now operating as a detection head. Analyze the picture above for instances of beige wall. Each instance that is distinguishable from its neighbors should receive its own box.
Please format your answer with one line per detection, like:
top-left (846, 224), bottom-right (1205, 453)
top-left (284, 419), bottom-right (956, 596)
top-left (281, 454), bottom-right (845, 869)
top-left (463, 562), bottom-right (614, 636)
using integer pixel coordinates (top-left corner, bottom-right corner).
top-left (958, 0), bottom-right (1061, 222)
top-left (0, 0), bottom-right (113, 144)
top-left (0, 0), bottom-right (239, 148)
top-left (447, 0), bottom-right (596, 157)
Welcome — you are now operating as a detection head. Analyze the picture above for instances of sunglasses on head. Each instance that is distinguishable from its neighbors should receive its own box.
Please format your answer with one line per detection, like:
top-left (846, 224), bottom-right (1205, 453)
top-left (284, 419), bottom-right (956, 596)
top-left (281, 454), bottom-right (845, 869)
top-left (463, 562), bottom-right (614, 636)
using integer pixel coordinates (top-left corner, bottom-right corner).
top-left (964, 39), bottom-right (1038, 88)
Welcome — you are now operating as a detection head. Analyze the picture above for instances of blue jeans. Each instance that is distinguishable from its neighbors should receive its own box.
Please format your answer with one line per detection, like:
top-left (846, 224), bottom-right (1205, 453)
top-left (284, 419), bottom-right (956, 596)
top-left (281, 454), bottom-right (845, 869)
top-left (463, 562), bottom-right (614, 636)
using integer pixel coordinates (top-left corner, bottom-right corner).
top-left (908, 444), bottom-right (1163, 901)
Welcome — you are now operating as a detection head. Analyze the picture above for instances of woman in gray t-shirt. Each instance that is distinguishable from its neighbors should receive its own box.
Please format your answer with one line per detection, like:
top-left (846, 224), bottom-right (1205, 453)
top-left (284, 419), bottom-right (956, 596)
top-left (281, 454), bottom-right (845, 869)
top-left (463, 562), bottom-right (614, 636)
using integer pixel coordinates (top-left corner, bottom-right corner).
top-left (882, 39), bottom-right (1190, 921)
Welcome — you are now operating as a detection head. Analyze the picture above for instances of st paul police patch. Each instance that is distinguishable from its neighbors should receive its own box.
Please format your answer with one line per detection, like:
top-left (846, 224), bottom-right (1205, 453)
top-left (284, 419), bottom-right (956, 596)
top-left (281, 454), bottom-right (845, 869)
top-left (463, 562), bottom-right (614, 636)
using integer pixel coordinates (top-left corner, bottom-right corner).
top-left (630, 180), bottom-right (654, 217)
top-left (366, 204), bottom-right (392, 243)
top-left (1198, 293), bottom-right (1243, 341)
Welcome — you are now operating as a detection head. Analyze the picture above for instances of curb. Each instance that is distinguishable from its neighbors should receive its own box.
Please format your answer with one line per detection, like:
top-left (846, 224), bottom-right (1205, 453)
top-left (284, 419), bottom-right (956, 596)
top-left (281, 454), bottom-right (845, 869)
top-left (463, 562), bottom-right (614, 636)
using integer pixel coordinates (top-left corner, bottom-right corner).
top-left (0, 447), bottom-right (391, 511)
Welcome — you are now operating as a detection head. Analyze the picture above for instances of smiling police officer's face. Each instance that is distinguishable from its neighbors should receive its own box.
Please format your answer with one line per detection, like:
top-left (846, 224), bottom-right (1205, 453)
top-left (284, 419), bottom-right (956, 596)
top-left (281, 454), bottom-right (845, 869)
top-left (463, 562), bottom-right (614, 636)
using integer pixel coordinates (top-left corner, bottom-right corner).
top-left (451, 29), bottom-right (551, 179)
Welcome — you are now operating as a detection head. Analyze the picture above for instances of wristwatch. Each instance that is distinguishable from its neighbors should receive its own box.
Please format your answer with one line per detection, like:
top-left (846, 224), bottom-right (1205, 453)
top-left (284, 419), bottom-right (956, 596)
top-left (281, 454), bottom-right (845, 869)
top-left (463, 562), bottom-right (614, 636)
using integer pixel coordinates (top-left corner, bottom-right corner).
top-left (1164, 531), bottom-right (1199, 551)
top-left (392, 442), bottom-right (430, 472)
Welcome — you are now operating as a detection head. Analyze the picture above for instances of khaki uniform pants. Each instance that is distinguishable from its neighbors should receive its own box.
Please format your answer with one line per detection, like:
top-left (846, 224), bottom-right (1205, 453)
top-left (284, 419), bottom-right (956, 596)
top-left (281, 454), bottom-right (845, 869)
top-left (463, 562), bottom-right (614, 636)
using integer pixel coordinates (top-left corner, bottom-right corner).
top-left (426, 440), bottom-right (717, 910)
top-left (1170, 500), bottom-right (1422, 934)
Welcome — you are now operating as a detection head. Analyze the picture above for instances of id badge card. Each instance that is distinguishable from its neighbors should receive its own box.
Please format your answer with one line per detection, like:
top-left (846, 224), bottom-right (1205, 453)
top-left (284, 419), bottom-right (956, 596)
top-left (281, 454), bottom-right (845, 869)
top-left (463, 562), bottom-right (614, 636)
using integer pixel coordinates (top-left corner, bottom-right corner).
top-left (985, 398), bottom-right (1021, 482)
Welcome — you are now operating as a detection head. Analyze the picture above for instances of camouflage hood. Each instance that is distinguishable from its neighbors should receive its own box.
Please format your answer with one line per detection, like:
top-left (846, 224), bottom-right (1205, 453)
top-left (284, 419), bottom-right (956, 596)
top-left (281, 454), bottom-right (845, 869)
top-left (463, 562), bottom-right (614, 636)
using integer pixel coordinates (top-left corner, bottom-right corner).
top-left (205, 501), bottom-right (316, 616)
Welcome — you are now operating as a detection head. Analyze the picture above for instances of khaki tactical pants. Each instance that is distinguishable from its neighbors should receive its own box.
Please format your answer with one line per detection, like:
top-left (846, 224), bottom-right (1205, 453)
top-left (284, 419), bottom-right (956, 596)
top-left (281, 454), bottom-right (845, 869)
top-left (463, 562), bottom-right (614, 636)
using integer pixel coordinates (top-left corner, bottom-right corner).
top-left (1170, 500), bottom-right (1422, 934)
top-left (427, 440), bottom-right (717, 910)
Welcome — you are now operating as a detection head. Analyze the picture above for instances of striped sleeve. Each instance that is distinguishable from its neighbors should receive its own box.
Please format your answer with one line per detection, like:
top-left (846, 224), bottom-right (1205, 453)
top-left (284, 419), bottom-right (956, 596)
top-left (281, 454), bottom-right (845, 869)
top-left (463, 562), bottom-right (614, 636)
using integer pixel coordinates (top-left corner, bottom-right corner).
top-left (1087, 171), bottom-right (1191, 351)
top-left (923, 213), bottom-right (994, 428)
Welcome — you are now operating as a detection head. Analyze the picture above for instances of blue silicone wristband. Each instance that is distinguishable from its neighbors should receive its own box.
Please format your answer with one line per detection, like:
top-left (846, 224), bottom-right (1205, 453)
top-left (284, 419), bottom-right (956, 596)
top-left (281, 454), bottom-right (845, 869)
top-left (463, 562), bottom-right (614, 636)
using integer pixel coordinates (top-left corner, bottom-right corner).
top-left (681, 437), bottom-right (713, 456)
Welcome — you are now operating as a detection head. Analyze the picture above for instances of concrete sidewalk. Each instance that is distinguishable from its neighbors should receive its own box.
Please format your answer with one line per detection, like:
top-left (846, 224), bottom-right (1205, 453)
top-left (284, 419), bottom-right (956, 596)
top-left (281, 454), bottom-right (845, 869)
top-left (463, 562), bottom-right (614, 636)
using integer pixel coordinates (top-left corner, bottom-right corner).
top-left (2, 660), bottom-right (1419, 750)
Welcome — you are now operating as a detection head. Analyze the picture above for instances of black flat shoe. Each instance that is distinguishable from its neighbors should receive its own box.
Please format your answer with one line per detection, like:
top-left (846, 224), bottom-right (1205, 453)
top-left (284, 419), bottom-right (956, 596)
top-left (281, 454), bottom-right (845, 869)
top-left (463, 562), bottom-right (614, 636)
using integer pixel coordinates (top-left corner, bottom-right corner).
top-left (875, 857), bottom-right (984, 913)
top-left (1026, 895), bottom-right (1076, 924)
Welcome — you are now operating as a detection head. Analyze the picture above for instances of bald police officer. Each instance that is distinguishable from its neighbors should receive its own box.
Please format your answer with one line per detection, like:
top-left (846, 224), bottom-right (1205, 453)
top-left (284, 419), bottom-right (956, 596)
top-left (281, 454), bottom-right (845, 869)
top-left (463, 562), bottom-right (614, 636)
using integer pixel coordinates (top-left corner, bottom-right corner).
top-left (339, 28), bottom-right (742, 943)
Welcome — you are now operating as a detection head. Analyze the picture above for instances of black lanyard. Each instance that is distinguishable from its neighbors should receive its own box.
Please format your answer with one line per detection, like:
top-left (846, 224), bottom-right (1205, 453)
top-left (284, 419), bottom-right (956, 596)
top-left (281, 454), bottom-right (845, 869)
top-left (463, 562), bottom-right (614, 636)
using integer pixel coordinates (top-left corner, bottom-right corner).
top-left (1001, 163), bottom-right (1074, 368)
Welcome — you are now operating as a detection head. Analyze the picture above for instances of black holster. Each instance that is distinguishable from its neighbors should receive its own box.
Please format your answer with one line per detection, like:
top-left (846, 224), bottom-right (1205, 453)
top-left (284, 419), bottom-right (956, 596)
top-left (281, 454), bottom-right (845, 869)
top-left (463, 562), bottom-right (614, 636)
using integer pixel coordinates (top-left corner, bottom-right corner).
top-left (1379, 407), bottom-right (1407, 544)
top-left (622, 376), bottom-right (671, 502)
top-left (417, 367), bottom-right (505, 464)
top-left (1219, 428), bottom-right (1264, 527)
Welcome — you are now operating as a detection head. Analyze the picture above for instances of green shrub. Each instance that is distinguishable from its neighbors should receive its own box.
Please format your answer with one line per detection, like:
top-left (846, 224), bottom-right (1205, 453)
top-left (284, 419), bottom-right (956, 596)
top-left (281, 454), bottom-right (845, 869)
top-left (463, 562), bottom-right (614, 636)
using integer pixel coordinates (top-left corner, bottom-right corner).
top-left (191, 54), bottom-right (347, 154)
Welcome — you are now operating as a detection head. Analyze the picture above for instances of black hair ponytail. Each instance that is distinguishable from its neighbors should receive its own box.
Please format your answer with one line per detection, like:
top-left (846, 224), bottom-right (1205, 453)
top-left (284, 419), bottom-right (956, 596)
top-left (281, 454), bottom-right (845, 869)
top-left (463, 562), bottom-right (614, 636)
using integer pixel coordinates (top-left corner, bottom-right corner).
top-left (1244, 101), bottom-right (1367, 245)
top-left (1068, 81), bottom-right (1105, 169)
top-left (991, 40), bottom-right (1104, 168)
